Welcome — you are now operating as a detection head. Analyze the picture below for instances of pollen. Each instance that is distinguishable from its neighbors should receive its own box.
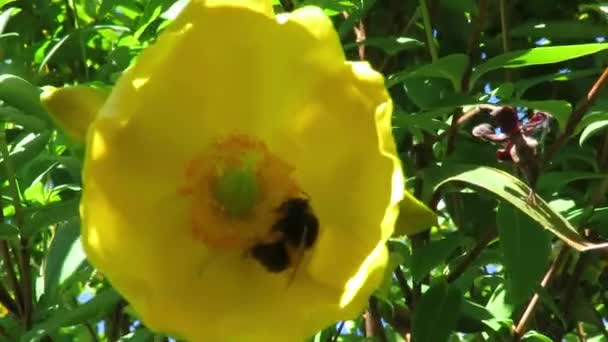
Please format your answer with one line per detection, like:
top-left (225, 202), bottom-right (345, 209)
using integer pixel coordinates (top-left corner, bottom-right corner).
top-left (180, 134), bottom-right (301, 250)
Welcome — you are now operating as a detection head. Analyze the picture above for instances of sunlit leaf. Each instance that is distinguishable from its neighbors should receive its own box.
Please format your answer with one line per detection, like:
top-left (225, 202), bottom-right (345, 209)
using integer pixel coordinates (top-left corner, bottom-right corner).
top-left (423, 163), bottom-right (608, 251)
top-left (471, 43), bottom-right (608, 88)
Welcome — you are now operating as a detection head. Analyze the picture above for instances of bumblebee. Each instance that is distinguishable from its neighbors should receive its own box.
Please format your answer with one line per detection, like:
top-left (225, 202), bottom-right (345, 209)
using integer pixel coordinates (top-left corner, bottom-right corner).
top-left (251, 197), bottom-right (319, 276)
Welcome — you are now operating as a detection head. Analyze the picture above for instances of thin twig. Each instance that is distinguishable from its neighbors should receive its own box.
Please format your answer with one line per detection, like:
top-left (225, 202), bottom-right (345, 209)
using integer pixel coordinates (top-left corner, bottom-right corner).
top-left (379, 7), bottom-right (421, 71)
top-left (499, 0), bottom-right (512, 81)
top-left (0, 185), bottom-right (23, 319)
top-left (328, 321), bottom-right (345, 342)
top-left (576, 322), bottom-right (588, 342)
top-left (364, 296), bottom-right (387, 342)
top-left (356, 20), bottom-right (367, 61)
top-left (0, 130), bottom-right (32, 327)
top-left (461, 0), bottom-right (488, 92)
top-left (443, 104), bottom-right (500, 154)
top-left (342, 12), bottom-right (367, 61)
top-left (0, 282), bottom-right (19, 316)
top-left (545, 65), bottom-right (608, 164)
top-left (447, 227), bottom-right (496, 283)
top-left (562, 254), bottom-right (589, 320)
top-left (278, 0), bottom-right (294, 11)
top-left (394, 266), bottom-right (413, 305)
top-left (0, 242), bottom-right (22, 317)
top-left (513, 246), bottom-right (568, 340)
top-left (419, 0), bottom-right (438, 62)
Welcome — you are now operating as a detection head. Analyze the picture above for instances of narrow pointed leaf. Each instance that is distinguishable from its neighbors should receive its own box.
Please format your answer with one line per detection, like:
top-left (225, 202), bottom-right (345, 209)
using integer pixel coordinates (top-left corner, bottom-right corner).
top-left (424, 164), bottom-right (608, 251)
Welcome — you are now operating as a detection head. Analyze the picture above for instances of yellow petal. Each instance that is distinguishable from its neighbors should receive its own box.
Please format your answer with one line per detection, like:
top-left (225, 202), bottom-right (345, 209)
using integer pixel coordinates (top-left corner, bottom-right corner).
top-left (394, 191), bottom-right (437, 236)
top-left (41, 85), bottom-right (108, 142)
top-left (199, 0), bottom-right (273, 16)
top-left (80, 2), bottom-right (407, 341)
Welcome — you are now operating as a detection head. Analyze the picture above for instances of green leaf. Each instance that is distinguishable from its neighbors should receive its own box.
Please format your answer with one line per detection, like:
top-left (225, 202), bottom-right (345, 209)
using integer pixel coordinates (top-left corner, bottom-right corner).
top-left (411, 233), bottom-right (464, 283)
top-left (388, 54), bottom-right (468, 91)
top-left (485, 283), bottom-right (513, 320)
top-left (497, 204), bottom-right (551, 306)
top-left (117, 328), bottom-right (155, 342)
top-left (22, 198), bottom-right (80, 238)
top-left (0, 106), bottom-right (47, 131)
top-left (337, 0), bottom-right (375, 35)
top-left (344, 37), bottom-right (424, 55)
top-left (460, 299), bottom-right (495, 321)
top-left (44, 219), bottom-right (87, 299)
top-left (393, 110), bottom-right (451, 133)
top-left (412, 281), bottom-right (463, 342)
top-left (471, 43), bottom-right (608, 88)
top-left (514, 68), bottom-right (601, 98)
top-left (440, 0), bottom-right (478, 15)
top-left (521, 331), bottom-right (554, 342)
top-left (509, 21), bottom-right (607, 40)
top-left (20, 288), bottom-right (121, 342)
top-left (0, 222), bottom-right (19, 239)
top-left (0, 131), bottom-right (51, 180)
top-left (423, 164), bottom-right (607, 251)
top-left (535, 285), bottom-right (567, 328)
top-left (537, 171), bottom-right (607, 193)
top-left (580, 117), bottom-right (608, 145)
top-left (0, 75), bottom-right (51, 125)
top-left (509, 99), bottom-right (572, 131)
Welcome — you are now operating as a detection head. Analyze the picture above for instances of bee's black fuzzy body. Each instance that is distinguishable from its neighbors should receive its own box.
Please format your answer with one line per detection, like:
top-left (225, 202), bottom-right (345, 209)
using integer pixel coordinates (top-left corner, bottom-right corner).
top-left (250, 197), bottom-right (319, 273)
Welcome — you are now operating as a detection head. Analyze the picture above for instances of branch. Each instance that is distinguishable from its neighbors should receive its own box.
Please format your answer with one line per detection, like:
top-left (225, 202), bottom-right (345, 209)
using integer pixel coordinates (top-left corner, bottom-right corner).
top-left (419, 0), bottom-right (438, 62)
top-left (545, 65), bottom-right (608, 163)
top-left (0, 130), bottom-right (32, 327)
top-left (447, 227), bottom-right (496, 283)
top-left (364, 296), bottom-right (387, 342)
top-left (394, 266), bottom-right (413, 305)
top-left (499, 0), bottom-right (512, 81)
top-left (461, 0), bottom-right (488, 92)
top-left (513, 246), bottom-right (568, 340)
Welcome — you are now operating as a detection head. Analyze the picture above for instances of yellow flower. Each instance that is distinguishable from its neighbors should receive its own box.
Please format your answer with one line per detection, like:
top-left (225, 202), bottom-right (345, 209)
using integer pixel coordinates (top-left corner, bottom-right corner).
top-left (42, 0), bottom-right (434, 340)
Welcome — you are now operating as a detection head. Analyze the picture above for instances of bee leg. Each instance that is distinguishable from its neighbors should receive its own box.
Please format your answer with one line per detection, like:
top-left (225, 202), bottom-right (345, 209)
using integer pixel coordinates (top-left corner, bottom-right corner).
top-left (286, 225), bottom-right (309, 287)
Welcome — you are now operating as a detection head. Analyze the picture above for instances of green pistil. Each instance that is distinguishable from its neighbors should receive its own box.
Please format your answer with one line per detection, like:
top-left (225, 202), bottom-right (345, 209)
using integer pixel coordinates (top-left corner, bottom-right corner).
top-left (213, 155), bottom-right (260, 218)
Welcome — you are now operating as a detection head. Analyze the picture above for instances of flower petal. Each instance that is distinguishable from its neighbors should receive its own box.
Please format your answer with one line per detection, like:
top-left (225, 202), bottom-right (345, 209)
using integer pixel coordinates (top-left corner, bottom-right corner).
top-left (81, 2), bottom-right (403, 341)
top-left (267, 61), bottom-right (403, 300)
top-left (41, 85), bottom-right (109, 142)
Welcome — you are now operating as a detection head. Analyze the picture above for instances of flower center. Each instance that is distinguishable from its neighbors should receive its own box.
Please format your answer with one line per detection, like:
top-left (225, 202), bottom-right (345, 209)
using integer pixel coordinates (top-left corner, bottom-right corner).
top-left (180, 134), bottom-right (301, 250)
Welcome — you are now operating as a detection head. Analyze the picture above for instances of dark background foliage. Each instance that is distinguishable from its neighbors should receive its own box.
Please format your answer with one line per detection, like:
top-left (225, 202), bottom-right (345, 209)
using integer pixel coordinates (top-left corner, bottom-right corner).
top-left (1, 0), bottom-right (608, 341)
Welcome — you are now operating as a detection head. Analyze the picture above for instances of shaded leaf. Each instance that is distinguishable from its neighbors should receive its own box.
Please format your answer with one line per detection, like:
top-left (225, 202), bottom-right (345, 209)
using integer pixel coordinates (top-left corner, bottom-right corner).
top-left (44, 219), bottom-right (87, 299)
top-left (0, 222), bottom-right (19, 239)
top-left (514, 68), bottom-right (601, 98)
top-left (0, 131), bottom-right (51, 180)
top-left (497, 204), bottom-right (551, 306)
top-left (537, 171), bottom-right (607, 193)
top-left (509, 21), bottom-right (607, 40)
top-left (22, 198), bottom-right (80, 238)
top-left (412, 281), bottom-right (463, 342)
top-left (411, 233), bottom-right (464, 283)
top-left (20, 288), bottom-right (121, 342)
top-left (344, 37), bottom-right (424, 55)
top-left (0, 75), bottom-right (51, 125)
top-left (388, 54), bottom-right (468, 91)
